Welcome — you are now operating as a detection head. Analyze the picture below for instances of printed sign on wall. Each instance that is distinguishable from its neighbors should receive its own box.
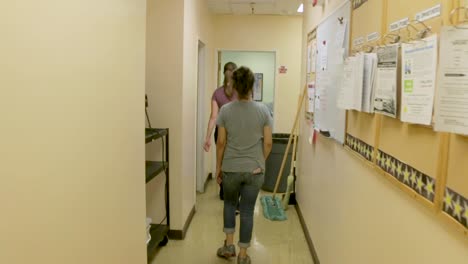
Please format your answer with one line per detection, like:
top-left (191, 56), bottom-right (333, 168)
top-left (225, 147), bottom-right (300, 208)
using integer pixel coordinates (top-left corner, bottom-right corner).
top-left (278, 66), bottom-right (288, 74)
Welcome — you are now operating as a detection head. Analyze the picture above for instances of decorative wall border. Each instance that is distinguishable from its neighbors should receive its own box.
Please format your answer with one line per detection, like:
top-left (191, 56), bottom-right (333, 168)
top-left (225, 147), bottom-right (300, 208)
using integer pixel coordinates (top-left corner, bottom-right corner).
top-left (443, 187), bottom-right (468, 229)
top-left (345, 134), bottom-right (374, 162)
top-left (376, 150), bottom-right (436, 202)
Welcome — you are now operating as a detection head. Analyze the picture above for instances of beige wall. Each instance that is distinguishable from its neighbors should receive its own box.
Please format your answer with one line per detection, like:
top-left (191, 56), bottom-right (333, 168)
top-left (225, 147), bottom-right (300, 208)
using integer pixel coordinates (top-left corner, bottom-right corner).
top-left (0, 1), bottom-right (147, 263)
top-left (146, 0), bottom-right (185, 230)
top-left (213, 15), bottom-right (303, 133)
top-left (182, 0), bottom-right (216, 217)
top-left (296, 1), bottom-right (468, 263)
top-left (146, 0), bottom-right (216, 229)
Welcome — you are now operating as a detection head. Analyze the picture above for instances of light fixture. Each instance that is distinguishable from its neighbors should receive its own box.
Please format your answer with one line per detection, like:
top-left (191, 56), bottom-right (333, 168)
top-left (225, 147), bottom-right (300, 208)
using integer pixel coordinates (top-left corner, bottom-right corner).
top-left (297, 3), bottom-right (304, 13)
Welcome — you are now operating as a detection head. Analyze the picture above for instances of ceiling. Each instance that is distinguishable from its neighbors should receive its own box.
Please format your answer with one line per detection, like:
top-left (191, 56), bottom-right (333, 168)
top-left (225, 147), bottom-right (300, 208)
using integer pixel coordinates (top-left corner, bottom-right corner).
top-left (207, 0), bottom-right (304, 16)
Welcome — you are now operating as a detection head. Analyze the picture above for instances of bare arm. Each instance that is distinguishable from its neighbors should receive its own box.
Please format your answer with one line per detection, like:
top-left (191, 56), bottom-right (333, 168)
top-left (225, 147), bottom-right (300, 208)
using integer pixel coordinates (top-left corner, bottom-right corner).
top-left (263, 126), bottom-right (273, 160)
top-left (203, 100), bottom-right (219, 152)
top-left (216, 127), bottom-right (227, 183)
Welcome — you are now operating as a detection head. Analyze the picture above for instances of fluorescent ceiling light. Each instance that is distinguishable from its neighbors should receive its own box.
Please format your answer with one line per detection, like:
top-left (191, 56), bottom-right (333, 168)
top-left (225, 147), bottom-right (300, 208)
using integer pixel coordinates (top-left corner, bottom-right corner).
top-left (297, 3), bottom-right (303, 13)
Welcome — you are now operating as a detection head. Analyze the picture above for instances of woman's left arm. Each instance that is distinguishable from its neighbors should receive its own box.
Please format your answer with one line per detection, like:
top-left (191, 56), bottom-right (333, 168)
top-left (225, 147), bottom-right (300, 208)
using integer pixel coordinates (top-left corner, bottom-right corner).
top-left (216, 127), bottom-right (227, 184)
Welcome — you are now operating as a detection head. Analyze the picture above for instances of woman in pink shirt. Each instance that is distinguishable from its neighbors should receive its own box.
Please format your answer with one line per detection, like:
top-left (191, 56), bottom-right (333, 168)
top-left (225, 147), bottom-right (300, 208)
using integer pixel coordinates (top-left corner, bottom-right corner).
top-left (204, 62), bottom-right (238, 200)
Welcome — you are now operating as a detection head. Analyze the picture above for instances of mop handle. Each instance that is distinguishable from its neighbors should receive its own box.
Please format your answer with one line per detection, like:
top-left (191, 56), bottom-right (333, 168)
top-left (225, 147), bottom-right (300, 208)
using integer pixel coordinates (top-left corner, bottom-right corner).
top-left (272, 85), bottom-right (307, 197)
top-left (290, 128), bottom-right (298, 176)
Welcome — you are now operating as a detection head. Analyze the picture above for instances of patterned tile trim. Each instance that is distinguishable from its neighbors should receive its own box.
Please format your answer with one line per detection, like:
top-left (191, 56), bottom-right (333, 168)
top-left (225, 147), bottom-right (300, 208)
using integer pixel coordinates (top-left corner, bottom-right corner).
top-left (443, 187), bottom-right (468, 229)
top-left (345, 134), bottom-right (374, 162)
top-left (376, 150), bottom-right (436, 203)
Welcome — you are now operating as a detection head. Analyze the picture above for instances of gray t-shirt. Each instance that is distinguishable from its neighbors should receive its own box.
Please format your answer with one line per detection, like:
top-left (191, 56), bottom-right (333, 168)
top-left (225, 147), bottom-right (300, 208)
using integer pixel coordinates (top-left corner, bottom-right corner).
top-left (216, 101), bottom-right (273, 172)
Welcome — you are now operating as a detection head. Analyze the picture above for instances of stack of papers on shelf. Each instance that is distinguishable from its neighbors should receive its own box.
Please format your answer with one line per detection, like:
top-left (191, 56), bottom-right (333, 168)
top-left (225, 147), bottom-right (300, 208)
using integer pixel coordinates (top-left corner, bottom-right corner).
top-left (362, 53), bottom-right (378, 113)
top-left (353, 53), bottom-right (365, 111)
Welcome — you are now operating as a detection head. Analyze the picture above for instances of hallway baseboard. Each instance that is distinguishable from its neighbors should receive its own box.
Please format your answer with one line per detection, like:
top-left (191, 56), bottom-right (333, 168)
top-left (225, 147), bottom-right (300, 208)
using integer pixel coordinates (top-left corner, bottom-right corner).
top-left (295, 203), bottom-right (320, 264)
top-left (168, 205), bottom-right (196, 240)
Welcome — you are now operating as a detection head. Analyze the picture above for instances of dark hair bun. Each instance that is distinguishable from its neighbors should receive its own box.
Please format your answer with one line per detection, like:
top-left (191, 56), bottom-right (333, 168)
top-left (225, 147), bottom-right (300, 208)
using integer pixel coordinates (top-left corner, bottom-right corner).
top-left (232, 66), bottom-right (255, 99)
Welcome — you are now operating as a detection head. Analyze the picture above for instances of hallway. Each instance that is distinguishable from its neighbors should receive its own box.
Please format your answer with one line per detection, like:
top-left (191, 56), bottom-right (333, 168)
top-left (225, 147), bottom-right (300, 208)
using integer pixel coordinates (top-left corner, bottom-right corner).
top-left (151, 179), bottom-right (314, 264)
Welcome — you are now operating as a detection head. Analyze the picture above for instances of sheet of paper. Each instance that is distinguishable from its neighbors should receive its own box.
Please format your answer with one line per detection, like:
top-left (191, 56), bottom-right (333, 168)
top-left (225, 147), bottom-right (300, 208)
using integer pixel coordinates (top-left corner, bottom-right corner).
top-left (308, 82), bottom-right (316, 113)
top-left (401, 35), bottom-right (438, 125)
top-left (353, 53), bottom-right (365, 111)
top-left (435, 27), bottom-right (468, 135)
top-left (320, 41), bottom-right (328, 71)
top-left (316, 76), bottom-right (329, 112)
top-left (314, 72), bottom-right (331, 130)
top-left (314, 95), bottom-right (321, 112)
top-left (369, 54), bottom-right (378, 112)
top-left (309, 40), bottom-right (317, 73)
top-left (337, 48), bottom-right (345, 64)
top-left (337, 57), bottom-right (355, 110)
top-left (374, 45), bottom-right (399, 117)
top-left (307, 43), bottom-right (312, 74)
top-left (362, 53), bottom-right (378, 113)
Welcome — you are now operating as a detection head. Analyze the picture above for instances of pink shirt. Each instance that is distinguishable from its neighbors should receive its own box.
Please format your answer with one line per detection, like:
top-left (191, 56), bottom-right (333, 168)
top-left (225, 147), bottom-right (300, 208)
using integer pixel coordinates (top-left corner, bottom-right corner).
top-left (212, 86), bottom-right (238, 109)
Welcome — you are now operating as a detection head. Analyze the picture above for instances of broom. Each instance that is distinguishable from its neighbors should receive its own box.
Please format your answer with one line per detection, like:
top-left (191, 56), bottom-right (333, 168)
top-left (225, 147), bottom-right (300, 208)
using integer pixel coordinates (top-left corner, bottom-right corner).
top-left (260, 85), bottom-right (307, 221)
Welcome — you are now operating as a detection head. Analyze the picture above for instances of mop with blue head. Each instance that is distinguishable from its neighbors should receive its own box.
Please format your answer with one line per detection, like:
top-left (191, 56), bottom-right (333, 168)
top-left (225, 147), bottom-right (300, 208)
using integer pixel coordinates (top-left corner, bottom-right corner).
top-left (260, 194), bottom-right (286, 221)
top-left (260, 85), bottom-right (306, 221)
top-left (260, 131), bottom-right (299, 221)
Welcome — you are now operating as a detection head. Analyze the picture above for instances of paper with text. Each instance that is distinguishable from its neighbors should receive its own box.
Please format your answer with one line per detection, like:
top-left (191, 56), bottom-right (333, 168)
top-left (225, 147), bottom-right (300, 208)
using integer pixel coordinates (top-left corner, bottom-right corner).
top-left (401, 35), bottom-right (438, 125)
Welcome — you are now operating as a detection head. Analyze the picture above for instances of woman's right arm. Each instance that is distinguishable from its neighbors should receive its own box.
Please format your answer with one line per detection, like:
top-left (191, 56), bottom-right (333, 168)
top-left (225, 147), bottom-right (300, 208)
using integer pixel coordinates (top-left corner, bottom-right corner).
top-left (203, 99), bottom-right (219, 152)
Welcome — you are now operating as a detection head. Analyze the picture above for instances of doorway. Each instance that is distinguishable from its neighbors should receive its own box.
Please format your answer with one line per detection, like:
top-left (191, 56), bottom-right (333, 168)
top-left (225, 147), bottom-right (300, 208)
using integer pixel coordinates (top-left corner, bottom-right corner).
top-left (218, 50), bottom-right (276, 126)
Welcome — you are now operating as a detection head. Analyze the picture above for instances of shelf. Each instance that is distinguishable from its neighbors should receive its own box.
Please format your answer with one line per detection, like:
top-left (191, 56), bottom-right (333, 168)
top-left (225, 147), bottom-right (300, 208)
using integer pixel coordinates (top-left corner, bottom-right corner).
top-left (146, 161), bottom-right (167, 183)
top-left (147, 224), bottom-right (169, 258)
top-left (145, 128), bottom-right (167, 144)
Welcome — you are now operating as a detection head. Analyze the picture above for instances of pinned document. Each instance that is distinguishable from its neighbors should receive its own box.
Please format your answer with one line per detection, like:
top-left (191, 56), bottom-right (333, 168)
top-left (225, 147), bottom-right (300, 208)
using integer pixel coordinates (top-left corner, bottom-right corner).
top-left (374, 45), bottom-right (399, 118)
top-left (401, 35), bottom-right (438, 125)
top-left (435, 27), bottom-right (468, 135)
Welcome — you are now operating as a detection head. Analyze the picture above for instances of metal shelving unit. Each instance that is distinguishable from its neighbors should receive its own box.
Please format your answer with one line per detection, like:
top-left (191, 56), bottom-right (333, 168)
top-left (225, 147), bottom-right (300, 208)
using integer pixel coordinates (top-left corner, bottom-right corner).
top-left (145, 127), bottom-right (170, 260)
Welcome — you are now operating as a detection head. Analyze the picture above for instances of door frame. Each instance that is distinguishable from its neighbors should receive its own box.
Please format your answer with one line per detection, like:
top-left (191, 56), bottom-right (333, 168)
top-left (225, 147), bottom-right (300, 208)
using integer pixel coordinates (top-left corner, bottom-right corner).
top-left (196, 40), bottom-right (207, 193)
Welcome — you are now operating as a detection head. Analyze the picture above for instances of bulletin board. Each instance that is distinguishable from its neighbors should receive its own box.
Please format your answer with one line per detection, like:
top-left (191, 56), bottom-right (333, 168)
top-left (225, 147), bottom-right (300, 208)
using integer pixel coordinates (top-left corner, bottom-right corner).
top-left (346, 0), bottom-right (385, 154)
top-left (379, 0), bottom-right (451, 206)
top-left (345, 0), bottom-right (468, 234)
top-left (314, 1), bottom-right (351, 144)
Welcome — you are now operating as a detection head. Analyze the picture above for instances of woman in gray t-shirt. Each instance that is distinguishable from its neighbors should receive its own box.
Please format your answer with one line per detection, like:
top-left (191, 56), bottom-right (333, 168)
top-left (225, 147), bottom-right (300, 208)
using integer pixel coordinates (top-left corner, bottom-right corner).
top-left (215, 66), bottom-right (273, 264)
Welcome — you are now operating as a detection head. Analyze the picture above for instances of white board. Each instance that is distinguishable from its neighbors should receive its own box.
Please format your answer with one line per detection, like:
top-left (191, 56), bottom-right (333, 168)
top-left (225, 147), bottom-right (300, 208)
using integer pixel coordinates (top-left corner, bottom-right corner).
top-left (314, 1), bottom-right (350, 144)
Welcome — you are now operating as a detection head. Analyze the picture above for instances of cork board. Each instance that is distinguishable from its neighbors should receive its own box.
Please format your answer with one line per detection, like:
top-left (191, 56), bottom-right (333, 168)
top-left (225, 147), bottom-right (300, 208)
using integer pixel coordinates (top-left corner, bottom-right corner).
top-left (379, 0), bottom-right (452, 180)
top-left (378, 0), bottom-right (455, 203)
top-left (346, 0), bottom-right (468, 232)
top-left (379, 117), bottom-right (440, 177)
top-left (447, 135), bottom-right (468, 197)
top-left (386, 0), bottom-right (452, 37)
top-left (347, 0), bottom-right (384, 146)
top-left (351, 0), bottom-right (384, 47)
